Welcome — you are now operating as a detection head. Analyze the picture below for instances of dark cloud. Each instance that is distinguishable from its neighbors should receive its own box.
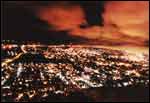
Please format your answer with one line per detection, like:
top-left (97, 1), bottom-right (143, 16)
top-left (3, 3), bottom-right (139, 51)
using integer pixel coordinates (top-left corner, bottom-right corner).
top-left (1, 1), bottom-right (105, 44)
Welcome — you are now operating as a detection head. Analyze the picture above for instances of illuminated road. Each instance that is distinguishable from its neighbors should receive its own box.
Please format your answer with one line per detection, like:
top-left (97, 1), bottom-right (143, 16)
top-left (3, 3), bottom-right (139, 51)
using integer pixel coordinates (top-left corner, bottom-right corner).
top-left (2, 52), bottom-right (24, 67)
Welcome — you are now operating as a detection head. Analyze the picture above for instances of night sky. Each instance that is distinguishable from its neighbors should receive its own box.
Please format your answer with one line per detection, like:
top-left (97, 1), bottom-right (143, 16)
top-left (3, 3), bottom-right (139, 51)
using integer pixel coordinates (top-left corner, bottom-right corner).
top-left (2, 1), bottom-right (149, 46)
top-left (2, 1), bottom-right (106, 44)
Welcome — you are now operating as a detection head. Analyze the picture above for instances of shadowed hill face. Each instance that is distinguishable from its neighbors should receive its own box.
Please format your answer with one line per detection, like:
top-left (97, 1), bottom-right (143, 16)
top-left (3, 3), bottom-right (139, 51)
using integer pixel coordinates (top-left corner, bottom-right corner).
top-left (13, 53), bottom-right (49, 63)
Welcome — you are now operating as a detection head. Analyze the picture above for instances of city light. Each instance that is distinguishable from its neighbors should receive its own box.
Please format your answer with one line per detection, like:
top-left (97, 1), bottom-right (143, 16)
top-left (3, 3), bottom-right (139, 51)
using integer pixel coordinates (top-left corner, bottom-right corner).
top-left (1, 43), bottom-right (149, 102)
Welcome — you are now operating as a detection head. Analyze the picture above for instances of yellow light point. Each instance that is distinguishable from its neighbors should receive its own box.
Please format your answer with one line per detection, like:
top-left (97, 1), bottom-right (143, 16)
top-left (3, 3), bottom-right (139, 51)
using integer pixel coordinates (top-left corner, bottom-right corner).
top-left (126, 70), bottom-right (141, 77)
top-left (7, 93), bottom-right (12, 96)
top-left (16, 93), bottom-right (23, 101)
top-left (21, 45), bottom-right (27, 53)
top-left (1, 63), bottom-right (7, 67)
top-left (135, 72), bottom-right (141, 77)
top-left (43, 81), bottom-right (48, 85)
top-left (27, 91), bottom-right (35, 99)
top-left (5, 75), bottom-right (10, 79)
top-left (25, 83), bottom-right (29, 87)
top-left (42, 93), bottom-right (48, 97)
top-left (117, 62), bottom-right (131, 67)
top-left (113, 76), bottom-right (121, 80)
top-left (19, 82), bottom-right (23, 85)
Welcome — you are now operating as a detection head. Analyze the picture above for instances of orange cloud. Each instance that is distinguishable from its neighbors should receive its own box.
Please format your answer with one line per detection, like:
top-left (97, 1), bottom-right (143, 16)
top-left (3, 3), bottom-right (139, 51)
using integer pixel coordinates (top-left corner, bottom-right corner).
top-left (69, 26), bottom-right (122, 40)
top-left (37, 4), bottom-right (86, 31)
top-left (103, 1), bottom-right (149, 39)
top-left (36, 1), bottom-right (149, 46)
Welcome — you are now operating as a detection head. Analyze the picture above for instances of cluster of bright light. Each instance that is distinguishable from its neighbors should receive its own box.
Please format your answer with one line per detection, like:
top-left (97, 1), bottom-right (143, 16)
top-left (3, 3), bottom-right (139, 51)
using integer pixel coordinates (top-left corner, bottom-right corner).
top-left (1, 44), bottom-right (149, 102)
